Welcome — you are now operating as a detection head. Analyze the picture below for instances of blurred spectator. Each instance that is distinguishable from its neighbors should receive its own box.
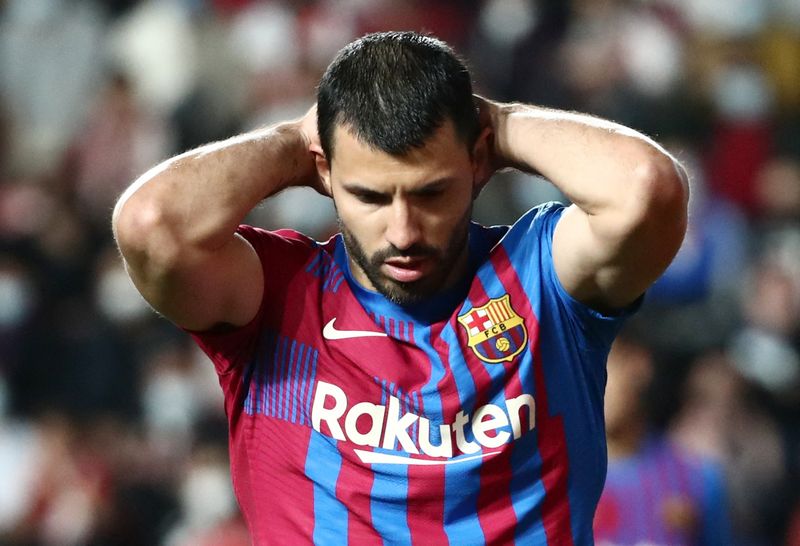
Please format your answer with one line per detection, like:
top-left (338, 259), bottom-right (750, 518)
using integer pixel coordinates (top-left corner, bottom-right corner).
top-left (164, 445), bottom-right (249, 546)
top-left (671, 352), bottom-right (792, 545)
top-left (594, 336), bottom-right (732, 546)
top-left (66, 72), bottom-right (174, 226)
top-left (105, 0), bottom-right (198, 115)
top-left (705, 61), bottom-right (775, 216)
top-left (140, 338), bottom-right (223, 457)
top-left (754, 156), bottom-right (800, 224)
top-left (12, 414), bottom-right (108, 545)
top-left (0, 397), bottom-right (41, 539)
top-left (0, 0), bottom-right (106, 175)
top-left (729, 258), bottom-right (800, 406)
top-left (669, 0), bottom-right (769, 38)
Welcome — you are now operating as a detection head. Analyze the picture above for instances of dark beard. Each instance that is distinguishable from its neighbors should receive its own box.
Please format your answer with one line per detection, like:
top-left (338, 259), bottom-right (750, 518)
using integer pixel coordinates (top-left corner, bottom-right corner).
top-left (339, 210), bottom-right (471, 307)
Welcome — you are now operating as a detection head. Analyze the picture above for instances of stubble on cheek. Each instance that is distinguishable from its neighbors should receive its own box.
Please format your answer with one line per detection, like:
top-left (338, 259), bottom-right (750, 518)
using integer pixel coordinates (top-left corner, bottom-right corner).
top-left (338, 208), bottom-right (471, 306)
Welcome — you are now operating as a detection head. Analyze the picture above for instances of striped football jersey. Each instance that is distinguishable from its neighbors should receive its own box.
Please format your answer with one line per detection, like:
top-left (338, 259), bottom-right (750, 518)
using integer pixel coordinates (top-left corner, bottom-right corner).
top-left (594, 435), bottom-right (732, 546)
top-left (187, 202), bottom-right (635, 545)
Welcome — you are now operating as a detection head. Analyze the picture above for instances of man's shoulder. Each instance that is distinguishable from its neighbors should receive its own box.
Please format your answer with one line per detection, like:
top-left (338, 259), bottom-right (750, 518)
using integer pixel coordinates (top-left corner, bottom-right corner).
top-left (513, 201), bottom-right (567, 231)
top-left (481, 201), bottom-right (567, 261)
top-left (235, 224), bottom-right (335, 263)
top-left (234, 226), bottom-right (341, 294)
top-left (236, 224), bottom-right (319, 248)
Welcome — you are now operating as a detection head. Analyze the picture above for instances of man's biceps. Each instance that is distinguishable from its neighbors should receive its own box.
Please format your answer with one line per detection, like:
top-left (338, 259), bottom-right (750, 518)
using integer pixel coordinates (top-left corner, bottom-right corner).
top-left (551, 209), bottom-right (607, 295)
top-left (133, 235), bottom-right (264, 330)
top-left (201, 235), bottom-right (265, 326)
top-left (552, 206), bottom-right (646, 304)
top-left (552, 207), bottom-right (613, 264)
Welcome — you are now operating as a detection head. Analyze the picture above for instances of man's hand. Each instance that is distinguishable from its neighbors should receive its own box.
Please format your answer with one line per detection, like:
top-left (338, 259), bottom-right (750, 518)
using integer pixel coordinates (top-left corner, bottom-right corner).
top-left (299, 104), bottom-right (320, 150)
top-left (298, 104), bottom-right (330, 197)
top-left (473, 95), bottom-right (531, 191)
top-left (474, 96), bottom-right (688, 311)
top-left (299, 105), bottom-right (330, 197)
top-left (113, 109), bottom-right (333, 331)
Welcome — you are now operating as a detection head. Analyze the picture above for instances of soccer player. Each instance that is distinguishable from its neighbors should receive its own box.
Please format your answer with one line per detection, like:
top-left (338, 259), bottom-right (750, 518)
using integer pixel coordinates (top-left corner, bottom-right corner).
top-left (594, 336), bottom-right (732, 546)
top-left (113, 32), bottom-right (688, 545)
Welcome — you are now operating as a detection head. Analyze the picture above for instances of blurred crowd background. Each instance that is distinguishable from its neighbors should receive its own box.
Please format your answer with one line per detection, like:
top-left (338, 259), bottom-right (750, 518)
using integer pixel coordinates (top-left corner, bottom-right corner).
top-left (1, 0), bottom-right (799, 544)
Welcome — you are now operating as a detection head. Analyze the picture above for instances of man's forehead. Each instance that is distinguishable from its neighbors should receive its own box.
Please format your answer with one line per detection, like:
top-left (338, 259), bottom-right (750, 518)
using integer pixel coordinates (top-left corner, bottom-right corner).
top-left (340, 176), bottom-right (457, 197)
top-left (331, 119), bottom-right (467, 160)
top-left (329, 121), bottom-right (471, 184)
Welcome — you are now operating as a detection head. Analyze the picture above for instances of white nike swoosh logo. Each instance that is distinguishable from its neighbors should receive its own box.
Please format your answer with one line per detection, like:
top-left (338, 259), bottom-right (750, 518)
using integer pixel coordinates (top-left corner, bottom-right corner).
top-left (354, 449), bottom-right (502, 466)
top-left (322, 318), bottom-right (388, 340)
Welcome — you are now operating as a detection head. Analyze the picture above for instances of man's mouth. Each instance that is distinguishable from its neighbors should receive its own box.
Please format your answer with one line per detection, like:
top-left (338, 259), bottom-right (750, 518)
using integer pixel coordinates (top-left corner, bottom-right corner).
top-left (382, 257), bottom-right (432, 283)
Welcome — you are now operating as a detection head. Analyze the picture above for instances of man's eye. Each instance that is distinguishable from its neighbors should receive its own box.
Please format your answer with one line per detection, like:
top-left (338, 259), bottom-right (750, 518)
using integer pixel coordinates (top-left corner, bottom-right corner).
top-left (417, 189), bottom-right (444, 199)
top-left (355, 192), bottom-right (389, 205)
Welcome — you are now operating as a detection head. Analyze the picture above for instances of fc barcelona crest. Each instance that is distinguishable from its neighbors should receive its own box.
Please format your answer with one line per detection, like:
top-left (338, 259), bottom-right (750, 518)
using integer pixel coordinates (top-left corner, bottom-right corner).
top-left (457, 294), bottom-right (528, 363)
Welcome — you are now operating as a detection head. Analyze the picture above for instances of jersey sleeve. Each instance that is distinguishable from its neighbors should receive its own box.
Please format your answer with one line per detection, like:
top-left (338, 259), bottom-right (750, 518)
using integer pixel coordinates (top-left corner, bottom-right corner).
top-left (184, 225), bottom-right (315, 375)
top-left (504, 201), bottom-right (641, 353)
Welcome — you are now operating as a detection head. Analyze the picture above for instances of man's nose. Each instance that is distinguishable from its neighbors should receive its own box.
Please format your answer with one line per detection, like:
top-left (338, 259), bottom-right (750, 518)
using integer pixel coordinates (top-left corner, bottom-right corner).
top-left (385, 200), bottom-right (422, 252)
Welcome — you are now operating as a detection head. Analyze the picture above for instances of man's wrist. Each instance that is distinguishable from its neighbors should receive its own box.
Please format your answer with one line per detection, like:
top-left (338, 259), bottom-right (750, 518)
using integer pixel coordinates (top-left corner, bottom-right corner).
top-left (269, 121), bottom-right (319, 191)
top-left (492, 102), bottom-right (534, 174)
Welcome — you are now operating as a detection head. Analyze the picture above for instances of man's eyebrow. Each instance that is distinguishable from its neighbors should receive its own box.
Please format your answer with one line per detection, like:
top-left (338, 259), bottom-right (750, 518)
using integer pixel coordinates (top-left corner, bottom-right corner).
top-left (341, 183), bottom-right (389, 197)
top-left (341, 177), bottom-right (455, 195)
top-left (409, 177), bottom-right (454, 194)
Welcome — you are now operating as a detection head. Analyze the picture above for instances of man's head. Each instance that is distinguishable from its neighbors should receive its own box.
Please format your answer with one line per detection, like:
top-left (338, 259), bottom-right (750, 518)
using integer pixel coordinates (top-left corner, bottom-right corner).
top-left (317, 31), bottom-right (480, 161)
top-left (313, 31), bottom-right (488, 306)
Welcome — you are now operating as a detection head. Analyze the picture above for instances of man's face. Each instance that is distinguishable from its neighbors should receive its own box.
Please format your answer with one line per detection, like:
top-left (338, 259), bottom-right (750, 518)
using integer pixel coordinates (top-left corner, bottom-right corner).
top-left (321, 120), bottom-right (481, 306)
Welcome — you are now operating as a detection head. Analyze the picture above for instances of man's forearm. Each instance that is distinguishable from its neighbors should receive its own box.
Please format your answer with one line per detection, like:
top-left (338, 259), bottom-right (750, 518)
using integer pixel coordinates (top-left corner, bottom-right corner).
top-left (113, 120), bottom-right (315, 257)
top-left (491, 103), bottom-right (686, 216)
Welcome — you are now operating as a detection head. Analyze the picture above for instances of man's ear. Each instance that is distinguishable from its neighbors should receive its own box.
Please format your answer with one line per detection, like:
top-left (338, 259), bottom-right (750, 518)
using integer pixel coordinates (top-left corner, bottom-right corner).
top-left (471, 126), bottom-right (493, 197)
top-left (309, 143), bottom-right (332, 197)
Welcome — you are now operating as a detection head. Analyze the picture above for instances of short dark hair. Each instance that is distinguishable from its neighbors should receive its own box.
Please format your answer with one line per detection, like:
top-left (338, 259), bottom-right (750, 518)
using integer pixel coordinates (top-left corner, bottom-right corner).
top-left (317, 31), bottom-right (479, 161)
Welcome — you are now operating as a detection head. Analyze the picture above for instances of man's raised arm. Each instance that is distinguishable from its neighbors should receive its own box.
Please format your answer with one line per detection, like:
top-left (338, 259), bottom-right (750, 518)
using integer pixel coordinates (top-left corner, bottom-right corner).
top-left (478, 97), bottom-right (689, 312)
top-left (112, 109), bottom-right (320, 331)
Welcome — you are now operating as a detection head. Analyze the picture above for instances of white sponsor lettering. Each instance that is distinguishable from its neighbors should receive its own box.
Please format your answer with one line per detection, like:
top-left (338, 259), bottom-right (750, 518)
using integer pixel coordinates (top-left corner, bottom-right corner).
top-left (506, 394), bottom-right (536, 439)
top-left (454, 410), bottom-right (480, 454)
top-left (472, 404), bottom-right (510, 448)
top-left (418, 416), bottom-right (452, 458)
top-left (311, 380), bottom-right (347, 440)
top-left (311, 381), bottom-right (536, 461)
top-left (344, 402), bottom-right (385, 447)
top-left (382, 395), bottom-right (419, 453)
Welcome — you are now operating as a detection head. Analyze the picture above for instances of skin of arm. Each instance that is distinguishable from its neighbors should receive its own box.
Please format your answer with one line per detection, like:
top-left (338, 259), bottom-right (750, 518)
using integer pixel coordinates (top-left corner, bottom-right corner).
top-left (476, 97), bottom-right (689, 311)
top-left (112, 109), bottom-right (321, 331)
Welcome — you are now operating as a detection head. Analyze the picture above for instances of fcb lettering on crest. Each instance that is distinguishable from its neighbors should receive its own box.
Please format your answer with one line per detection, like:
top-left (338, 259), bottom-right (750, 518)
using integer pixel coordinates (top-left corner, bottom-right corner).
top-left (457, 294), bottom-right (528, 363)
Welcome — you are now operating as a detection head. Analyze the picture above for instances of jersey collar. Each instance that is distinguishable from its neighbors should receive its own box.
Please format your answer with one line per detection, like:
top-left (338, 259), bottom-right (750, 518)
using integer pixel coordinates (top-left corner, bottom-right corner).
top-left (332, 222), bottom-right (499, 324)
